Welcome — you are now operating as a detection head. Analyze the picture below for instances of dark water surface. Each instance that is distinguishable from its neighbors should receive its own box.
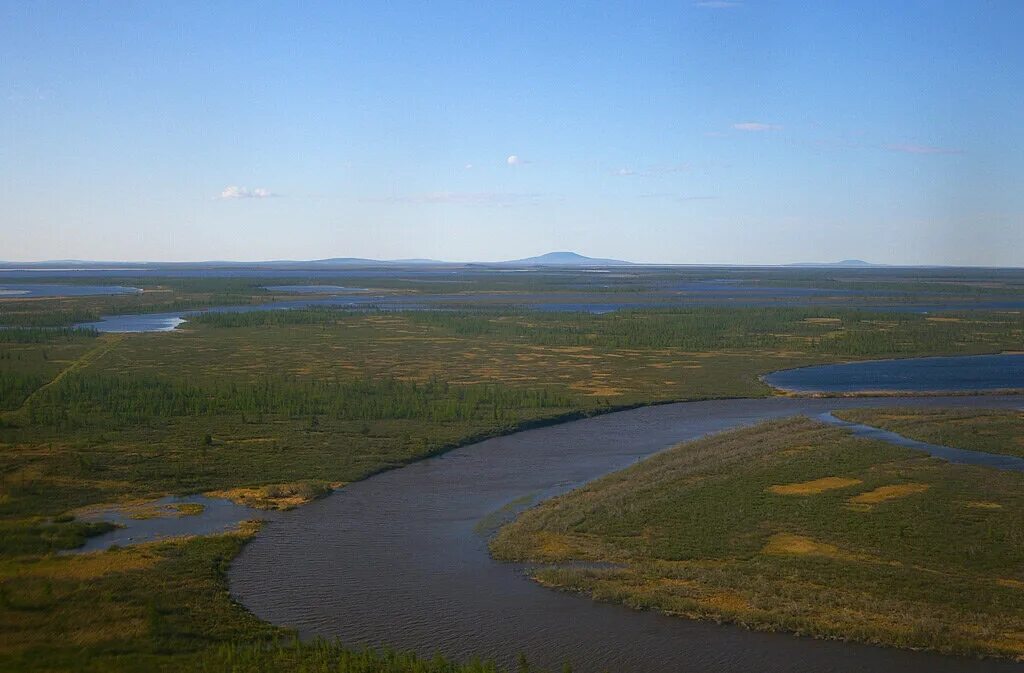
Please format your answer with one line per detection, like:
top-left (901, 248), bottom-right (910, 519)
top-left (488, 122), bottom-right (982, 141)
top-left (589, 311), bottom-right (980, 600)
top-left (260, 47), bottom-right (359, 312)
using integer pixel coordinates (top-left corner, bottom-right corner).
top-left (766, 354), bottom-right (1024, 393)
top-left (230, 395), bottom-right (1024, 673)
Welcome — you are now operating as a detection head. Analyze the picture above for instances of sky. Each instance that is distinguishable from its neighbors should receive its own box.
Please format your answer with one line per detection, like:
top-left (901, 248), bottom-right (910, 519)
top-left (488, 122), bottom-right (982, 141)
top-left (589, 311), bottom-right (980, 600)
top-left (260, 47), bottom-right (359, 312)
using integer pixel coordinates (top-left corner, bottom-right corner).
top-left (2, 1), bottom-right (1023, 265)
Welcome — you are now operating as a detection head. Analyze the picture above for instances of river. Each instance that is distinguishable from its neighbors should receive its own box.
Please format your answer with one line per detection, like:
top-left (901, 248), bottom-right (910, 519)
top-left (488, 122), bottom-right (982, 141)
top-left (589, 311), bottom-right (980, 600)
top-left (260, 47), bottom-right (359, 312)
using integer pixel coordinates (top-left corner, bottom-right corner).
top-left (230, 394), bottom-right (1024, 673)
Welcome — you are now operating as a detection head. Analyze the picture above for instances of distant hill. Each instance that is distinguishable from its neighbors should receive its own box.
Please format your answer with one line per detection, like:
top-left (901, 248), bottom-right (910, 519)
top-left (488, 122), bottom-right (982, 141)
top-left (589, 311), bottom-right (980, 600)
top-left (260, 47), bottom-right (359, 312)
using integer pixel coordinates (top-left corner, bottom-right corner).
top-left (495, 251), bottom-right (633, 266)
top-left (0, 258), bottom-right (448, 268)
top-left (787, 259), bottom-right (879, 268)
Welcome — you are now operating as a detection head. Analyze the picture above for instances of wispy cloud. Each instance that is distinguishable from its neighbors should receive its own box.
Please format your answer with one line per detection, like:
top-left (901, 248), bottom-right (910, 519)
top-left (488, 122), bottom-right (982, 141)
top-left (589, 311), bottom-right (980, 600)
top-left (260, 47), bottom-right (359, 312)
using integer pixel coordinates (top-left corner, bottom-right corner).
top-left (694, 1), bottom-right (742, 7)
top-left (216, 185), bottom-right (278, 200)
top-left (506, 154), bottom-right (530, 166)
top-left (733, 122), bottom-right (782, 132)
top-left (366, 191), bottom-right (546, 207)
top-left (884, 143), bottom-right (963, 155)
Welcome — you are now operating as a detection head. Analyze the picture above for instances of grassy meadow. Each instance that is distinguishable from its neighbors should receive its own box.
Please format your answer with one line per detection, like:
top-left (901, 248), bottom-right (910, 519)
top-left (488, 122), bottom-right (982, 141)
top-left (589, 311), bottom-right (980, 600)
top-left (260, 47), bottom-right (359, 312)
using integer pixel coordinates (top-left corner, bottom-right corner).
top-left (491, 417), bottom-right (1024, 659)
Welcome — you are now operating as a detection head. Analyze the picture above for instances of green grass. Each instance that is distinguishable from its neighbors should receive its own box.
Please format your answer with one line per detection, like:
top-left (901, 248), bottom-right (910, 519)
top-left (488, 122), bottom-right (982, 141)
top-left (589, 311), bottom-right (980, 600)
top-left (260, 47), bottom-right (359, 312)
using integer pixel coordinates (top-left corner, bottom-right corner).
top-left (491, 417), bottom-right (1024, 659)
top-left (834, 407), bottom-right (1024, 459)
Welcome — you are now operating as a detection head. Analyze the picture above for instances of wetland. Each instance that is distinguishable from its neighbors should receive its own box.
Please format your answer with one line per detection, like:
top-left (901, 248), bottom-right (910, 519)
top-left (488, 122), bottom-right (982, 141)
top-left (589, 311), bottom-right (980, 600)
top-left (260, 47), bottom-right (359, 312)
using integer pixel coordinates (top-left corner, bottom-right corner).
top-left (1, 265), bottom-right (1022, 672)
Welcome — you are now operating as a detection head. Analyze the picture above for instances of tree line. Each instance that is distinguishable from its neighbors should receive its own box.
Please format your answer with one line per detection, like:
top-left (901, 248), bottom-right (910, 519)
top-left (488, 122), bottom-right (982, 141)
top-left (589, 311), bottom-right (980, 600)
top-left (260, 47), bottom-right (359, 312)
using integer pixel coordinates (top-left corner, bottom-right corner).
top-left (27, 372), bottom-right (572, 426)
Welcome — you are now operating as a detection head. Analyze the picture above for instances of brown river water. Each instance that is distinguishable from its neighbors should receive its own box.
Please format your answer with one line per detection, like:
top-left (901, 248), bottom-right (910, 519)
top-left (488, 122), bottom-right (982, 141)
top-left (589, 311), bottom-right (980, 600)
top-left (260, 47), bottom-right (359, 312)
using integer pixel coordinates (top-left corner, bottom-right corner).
top-left (230, 396), bottom-right (1024, 673)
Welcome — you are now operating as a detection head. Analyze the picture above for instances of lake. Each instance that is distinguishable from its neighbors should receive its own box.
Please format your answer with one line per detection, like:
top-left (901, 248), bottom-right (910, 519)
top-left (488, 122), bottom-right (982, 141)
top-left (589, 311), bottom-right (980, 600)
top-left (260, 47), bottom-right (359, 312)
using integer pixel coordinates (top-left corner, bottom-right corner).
top-left (0, 284), bottom-right (141, 298)
top-left (765, 353), bottom-right (1024, 393)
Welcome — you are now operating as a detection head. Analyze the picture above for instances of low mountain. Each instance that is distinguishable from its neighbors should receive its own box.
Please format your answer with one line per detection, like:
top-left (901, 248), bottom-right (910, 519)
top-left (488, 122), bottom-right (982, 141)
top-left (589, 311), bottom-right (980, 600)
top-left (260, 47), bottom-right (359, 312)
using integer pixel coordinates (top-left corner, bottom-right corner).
top-left (788, 259), bottom-right (878, 268)
top-left (496, 251), bottom-right (632, 266)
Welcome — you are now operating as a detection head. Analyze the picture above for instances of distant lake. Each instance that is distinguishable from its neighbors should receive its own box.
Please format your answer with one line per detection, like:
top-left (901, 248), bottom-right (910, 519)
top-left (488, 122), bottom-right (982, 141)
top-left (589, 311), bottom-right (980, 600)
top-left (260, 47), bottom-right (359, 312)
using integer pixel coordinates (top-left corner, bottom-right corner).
top-left (265, 285), bottom-right (368, 293)
top-left (765, 354), bottom-right (1024, 393)
top-left (0, 284), bottom-right (141, 298)
top-left (79, 313), bottom-right (187, 333)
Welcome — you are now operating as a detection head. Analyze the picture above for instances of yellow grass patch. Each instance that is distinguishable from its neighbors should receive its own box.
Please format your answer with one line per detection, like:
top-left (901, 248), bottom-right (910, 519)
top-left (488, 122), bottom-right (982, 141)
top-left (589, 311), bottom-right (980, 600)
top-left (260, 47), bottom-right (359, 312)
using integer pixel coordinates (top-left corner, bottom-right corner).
top-left (966, 500), bottom-right (1003, 510)
top-left (699, 591), bottom-right (750, 613)
top-left (207, 481), bottom-right (342, 510)
top-left (174, 502), bottom-right (205, 516)
top-left (997, 578), bottom-right (1024, 590)
top-left (7, 549), bottom-right (160, 581)
top-left (569, 380), bottom-right (625, 396)
top-left (762, 533), bottom-right (850, 559)
top-left (849, 483), bottom-right (930, 506)
top-left (656, 577), bottom-right (698, 591)
top-left (530, 532), bottom-right (575, 558)
top-left (122, 501), bottom-right (205, 519)
top-left (768, 476), bottom-right (862, 496)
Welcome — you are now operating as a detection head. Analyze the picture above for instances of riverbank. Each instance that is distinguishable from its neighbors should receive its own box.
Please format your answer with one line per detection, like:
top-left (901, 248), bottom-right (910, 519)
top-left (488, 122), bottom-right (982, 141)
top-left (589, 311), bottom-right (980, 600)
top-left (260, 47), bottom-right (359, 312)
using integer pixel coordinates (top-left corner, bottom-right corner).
top-left (491, 415), bottom-right (1024, 660)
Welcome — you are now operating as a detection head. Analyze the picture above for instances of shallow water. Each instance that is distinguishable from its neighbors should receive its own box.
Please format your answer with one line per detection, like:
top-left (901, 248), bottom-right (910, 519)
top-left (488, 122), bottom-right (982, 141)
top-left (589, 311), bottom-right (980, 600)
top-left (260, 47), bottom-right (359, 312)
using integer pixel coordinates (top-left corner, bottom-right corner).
top-left (73, 495), bottom-right (269, 552)
top-left (230, 395), bottom-right (1024, 673)
top-left (0, 283), bottom-right (141, 298)
top-left (765, 354), bottom-right (1024, 393)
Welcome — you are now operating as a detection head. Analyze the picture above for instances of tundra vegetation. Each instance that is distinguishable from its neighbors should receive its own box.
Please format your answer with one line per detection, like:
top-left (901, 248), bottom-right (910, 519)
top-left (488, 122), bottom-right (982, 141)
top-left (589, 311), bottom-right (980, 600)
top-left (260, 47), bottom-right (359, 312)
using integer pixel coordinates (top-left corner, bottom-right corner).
top-left (0, 269), bottom-right (1022, 670)
top-left (834, 408), bottom-right (1024, 459)
top-left (490, 417), bottom-right (1024, 659)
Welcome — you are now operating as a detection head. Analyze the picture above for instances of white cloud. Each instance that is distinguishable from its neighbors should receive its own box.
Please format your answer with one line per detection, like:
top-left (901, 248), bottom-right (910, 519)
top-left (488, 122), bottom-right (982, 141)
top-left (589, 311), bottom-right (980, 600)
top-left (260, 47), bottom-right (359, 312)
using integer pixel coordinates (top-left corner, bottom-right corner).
top-left (506, 154), bottom-right (524, 166)
top-left (733, 122), bottom-right (782, 132)
top-left (217, 185), bottom-right (278, 200)
top-left (613, 168), bottom-right (637, 177)
top-left (884, 143), bottom-right (963, 155)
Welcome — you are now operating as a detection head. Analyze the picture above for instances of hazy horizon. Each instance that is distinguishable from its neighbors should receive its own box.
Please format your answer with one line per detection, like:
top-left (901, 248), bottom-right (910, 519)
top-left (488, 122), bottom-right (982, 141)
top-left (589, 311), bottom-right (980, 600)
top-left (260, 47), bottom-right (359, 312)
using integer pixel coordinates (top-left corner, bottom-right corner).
top-left (2, 251), bottom-right (1021, 269)
top-left (3, 2), bottom-right (1022, 266)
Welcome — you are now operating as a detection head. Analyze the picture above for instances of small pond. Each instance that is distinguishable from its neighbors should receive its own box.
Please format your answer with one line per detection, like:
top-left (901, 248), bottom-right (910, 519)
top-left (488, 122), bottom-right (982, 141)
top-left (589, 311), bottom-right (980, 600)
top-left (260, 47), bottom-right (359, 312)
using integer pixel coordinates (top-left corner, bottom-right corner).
top-left (71, 494), bottom-right (269, 553)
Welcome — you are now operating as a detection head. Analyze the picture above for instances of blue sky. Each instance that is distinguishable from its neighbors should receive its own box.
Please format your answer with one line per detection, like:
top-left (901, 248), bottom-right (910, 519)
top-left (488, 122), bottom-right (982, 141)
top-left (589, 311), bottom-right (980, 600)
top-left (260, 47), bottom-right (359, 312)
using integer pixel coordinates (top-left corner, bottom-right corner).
top-left (2, 1), bottom-right (1022, 264)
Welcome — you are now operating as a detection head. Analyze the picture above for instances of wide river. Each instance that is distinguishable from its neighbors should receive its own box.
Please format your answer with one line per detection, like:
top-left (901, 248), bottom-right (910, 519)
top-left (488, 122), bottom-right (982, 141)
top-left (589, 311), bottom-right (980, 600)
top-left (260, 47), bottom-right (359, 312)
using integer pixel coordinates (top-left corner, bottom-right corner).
top-left (230, 395), bottom-right (1024, 673)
